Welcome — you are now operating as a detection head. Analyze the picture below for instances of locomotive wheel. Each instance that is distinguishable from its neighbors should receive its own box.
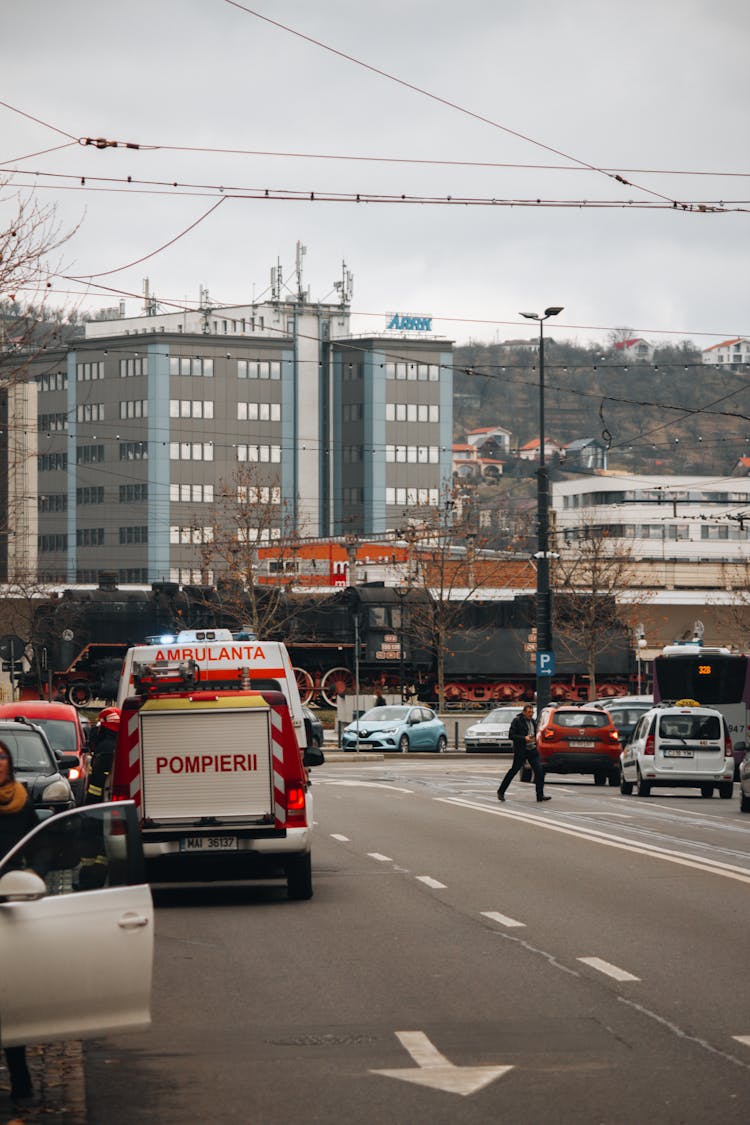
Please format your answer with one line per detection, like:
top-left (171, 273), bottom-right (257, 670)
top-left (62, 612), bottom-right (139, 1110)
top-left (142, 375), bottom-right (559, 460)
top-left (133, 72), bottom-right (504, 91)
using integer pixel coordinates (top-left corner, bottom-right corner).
top-left (320, 666), bottom-right (355, 707)
top-left (66, 682), bottom-right (92, 707)
top-left (293, 667), bottom-right (314, 706)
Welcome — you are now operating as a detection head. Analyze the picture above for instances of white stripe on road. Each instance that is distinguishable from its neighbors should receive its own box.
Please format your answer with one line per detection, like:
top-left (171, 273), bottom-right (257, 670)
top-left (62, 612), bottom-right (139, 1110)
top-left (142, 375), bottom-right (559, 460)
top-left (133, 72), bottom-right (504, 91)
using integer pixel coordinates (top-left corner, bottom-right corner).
top-left (438, 797), bottom-right (750, 885)
top-left (481, 910), bottom-right (526, 929)
top-left (734, 1036), bottom-right (750, 1048)
top-left (330, 833), bottom-right (350, 842)
top-left (368, 852), bottom-right (393, 862)
top-left (416, 876), bottom-right (447, 889)
top-left (578, 957), bottom-right (640, 982)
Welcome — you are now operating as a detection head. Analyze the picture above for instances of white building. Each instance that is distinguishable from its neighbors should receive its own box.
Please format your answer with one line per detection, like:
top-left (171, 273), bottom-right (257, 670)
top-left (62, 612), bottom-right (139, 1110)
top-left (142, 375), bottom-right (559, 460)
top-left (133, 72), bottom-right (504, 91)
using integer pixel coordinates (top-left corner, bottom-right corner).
top-left (702, 338), bottom-right (750, 367)
top-left (552, 474), bottom-right (750, 564)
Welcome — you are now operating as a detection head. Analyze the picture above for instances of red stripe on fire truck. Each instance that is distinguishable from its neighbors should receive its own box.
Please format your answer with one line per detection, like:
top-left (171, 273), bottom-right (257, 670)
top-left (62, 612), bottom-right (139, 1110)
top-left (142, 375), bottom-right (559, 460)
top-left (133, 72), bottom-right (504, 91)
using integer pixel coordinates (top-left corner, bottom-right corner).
top-left (271, 707), bottom-right (285, 824)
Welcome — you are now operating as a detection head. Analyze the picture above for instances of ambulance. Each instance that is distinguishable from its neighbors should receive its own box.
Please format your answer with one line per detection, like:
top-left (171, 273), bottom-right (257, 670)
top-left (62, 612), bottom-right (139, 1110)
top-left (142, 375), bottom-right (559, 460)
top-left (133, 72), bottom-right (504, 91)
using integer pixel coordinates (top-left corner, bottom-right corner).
top-left (109, 630), bottom-right (321, 899)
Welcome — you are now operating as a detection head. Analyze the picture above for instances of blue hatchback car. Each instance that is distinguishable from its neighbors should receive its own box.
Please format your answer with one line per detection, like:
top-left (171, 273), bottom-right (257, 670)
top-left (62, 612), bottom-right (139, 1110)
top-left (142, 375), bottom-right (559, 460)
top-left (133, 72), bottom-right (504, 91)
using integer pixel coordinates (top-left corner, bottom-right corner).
top-left (342, 705), bottom-right (447, 753)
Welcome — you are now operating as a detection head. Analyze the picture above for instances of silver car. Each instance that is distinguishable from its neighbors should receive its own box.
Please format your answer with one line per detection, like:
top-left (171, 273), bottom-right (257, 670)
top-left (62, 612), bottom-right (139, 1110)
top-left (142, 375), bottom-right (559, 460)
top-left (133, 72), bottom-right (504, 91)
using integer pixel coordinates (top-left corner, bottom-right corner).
top-left (464, 707), bottom-right (520, 753)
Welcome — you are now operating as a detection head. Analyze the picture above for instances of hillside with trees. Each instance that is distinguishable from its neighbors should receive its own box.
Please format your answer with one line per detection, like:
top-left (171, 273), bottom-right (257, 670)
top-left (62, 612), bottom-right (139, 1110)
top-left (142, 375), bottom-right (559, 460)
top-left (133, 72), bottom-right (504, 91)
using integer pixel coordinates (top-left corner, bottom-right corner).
top-left (453, 338), bottom-right (748, 477)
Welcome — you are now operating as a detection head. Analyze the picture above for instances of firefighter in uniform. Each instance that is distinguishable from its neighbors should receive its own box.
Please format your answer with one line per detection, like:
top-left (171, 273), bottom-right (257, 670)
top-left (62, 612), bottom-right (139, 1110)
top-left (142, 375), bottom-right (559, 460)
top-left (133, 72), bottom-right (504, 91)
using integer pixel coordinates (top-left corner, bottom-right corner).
top-left (80, 707), bottom-right (120, 889)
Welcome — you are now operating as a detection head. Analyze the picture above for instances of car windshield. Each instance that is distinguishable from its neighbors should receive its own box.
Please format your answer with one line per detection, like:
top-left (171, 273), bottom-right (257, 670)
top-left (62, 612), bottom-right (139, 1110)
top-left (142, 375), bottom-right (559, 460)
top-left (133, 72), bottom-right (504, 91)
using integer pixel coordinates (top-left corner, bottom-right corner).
top-left (18, 717), bottom-right (77, 753)
top-left (360, 707), bottom-right (409, 722)
top-left (608, 707), bottom-right (650, 726)
top-left (1, 730), bottom-right (57, 772)
top-left (554, 711), bottom-right (610, 728)
top-left (482, 709), bottom-right (517, 724)
top-left (658, 714), bottom-right (721, 740)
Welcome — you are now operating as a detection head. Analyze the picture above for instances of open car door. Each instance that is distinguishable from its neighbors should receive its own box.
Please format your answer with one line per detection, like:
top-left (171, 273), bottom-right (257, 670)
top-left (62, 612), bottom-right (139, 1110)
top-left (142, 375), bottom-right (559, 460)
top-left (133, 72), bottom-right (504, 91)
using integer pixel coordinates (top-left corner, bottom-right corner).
top-left (0, 802), bottom-right (153, 1048)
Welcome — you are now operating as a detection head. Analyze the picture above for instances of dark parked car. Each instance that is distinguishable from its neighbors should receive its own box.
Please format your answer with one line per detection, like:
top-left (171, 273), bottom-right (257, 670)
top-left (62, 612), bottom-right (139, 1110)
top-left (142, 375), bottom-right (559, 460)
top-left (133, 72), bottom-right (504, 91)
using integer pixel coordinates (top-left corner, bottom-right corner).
top-left (0, 719), bottom-right (77, 814)
top-left (582, 696), bottom-right (653, 747)
top-left (302, 706), bottom-right (324, 750)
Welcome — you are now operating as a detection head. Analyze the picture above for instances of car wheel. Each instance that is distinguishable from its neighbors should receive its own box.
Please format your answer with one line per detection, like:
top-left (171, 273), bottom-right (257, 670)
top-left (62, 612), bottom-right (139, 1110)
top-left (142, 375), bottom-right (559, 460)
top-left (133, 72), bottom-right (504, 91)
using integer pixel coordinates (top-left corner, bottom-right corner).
top-left (741, 791), bottom-right (750, 813)
top-left (593, 771), bottom-right (607, 786)
top-left (286, 853), bottom-right (313, 900)
top-left (620, 775), bottom-right (634, 795)
top-left (700, 784), bottom-right (713, 798)
top-left (636, 771), bottom-right (651, 798)
top-left (608, 767), bottom-right (621, 787)
top-left (436, 735), bottom-right (447, 753)
top-left (520, 766), bottom-right (532, 783)
top-left (718, 782), bottom-right (733, 799)
top-left (398, 734), bottom-right (410, 754)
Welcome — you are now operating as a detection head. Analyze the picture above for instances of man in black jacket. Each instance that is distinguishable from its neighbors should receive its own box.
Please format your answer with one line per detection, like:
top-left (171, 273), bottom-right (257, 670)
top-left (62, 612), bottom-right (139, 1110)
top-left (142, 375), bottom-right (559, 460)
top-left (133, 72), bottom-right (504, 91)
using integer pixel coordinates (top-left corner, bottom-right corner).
top-left (497, 703), bottom-right (550, 803)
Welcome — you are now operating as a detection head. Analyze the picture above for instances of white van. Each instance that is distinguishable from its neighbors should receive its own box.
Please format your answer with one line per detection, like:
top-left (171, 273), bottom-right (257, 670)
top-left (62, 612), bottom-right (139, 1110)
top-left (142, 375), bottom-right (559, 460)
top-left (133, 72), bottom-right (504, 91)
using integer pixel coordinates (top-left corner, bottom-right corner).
top-left (620, 703), bottom-right (734, 798)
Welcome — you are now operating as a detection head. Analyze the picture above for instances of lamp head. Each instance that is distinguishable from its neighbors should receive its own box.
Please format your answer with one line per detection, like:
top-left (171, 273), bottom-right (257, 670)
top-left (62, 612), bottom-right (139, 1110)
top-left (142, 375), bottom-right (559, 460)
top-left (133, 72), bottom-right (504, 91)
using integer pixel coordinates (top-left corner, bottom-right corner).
top-left (519, 311), bottom-right (539, 320)
top-left (544, 306), bottom-right (564, 317)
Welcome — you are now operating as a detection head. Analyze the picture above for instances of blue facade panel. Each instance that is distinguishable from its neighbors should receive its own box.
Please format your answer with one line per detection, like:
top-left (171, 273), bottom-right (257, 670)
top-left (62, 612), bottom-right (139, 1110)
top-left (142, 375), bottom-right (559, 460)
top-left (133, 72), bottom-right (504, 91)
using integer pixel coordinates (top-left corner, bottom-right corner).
top-left (147, 344), bottom-right (171, 581)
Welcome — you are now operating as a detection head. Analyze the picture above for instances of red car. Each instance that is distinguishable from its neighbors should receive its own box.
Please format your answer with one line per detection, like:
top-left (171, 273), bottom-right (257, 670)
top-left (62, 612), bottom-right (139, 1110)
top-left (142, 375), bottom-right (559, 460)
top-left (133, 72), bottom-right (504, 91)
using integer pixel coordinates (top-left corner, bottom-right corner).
top-left (536, 705), bottom-right (621, 786)
top-left (0, 700), bottom-right (91, 802)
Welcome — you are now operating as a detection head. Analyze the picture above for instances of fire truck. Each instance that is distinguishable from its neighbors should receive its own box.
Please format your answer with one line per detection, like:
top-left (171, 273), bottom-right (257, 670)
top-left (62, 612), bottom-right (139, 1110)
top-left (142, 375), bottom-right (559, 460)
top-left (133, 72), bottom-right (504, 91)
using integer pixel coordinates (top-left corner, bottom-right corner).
top-left (109, 630), bottom-right (320, 899)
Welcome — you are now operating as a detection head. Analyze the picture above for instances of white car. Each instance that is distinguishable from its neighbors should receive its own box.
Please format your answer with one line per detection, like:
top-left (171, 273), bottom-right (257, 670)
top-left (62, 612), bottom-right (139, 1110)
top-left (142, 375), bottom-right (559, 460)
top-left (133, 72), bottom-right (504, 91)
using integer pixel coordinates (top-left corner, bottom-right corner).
top-left (0, 802), bottom-right (153, 1048)
top-left (464, 707), bottom-right (520, 753)
top-left (620, 704), bottom-right (734, 799)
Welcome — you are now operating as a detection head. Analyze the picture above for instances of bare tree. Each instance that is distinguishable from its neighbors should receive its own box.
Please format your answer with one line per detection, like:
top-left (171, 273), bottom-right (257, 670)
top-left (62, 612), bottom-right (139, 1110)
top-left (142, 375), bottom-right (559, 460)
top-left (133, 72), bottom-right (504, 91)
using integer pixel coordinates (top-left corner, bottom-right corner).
top-left (1, 186), bottom-right (79, 584)
top-left (190, 463), bottom-right (307, 638)
top-left (395, 488), bottom-right (531, 709)
top-left (553, 527), bottom-right (645, 699)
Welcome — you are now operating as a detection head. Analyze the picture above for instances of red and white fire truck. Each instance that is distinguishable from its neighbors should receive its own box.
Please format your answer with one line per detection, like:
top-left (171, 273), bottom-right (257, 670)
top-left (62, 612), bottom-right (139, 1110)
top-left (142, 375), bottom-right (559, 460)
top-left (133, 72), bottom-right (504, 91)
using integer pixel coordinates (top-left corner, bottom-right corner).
top-left (109, 630), bottom-right (320, 899)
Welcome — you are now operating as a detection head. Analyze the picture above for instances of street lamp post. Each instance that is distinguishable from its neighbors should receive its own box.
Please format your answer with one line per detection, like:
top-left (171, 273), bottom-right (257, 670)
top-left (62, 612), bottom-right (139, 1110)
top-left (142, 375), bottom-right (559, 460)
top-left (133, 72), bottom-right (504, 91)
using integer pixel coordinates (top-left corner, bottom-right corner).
top-left (520, 306), bottom-right (564, 714)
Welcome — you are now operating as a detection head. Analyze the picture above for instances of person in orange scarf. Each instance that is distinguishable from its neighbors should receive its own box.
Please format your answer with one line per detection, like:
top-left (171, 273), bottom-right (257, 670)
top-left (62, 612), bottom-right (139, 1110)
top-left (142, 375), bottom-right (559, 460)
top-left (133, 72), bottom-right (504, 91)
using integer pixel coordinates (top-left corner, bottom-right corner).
top-left (0, 740), bottom-right (39, 1106)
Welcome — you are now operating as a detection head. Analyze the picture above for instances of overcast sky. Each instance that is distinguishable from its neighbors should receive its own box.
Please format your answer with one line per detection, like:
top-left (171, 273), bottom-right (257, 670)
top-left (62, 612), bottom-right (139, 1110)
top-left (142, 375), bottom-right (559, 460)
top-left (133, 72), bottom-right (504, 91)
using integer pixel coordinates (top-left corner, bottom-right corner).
top-left (2, 0), bottom-right (749, 348)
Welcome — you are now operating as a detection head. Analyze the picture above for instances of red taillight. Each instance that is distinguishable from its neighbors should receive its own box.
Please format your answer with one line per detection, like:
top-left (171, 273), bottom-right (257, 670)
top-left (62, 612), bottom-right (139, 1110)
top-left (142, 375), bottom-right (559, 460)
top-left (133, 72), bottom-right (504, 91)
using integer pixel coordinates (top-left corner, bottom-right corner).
top-left (286, 784), bottom-right (306, 812)
top-left (608, 730), bottom-right (620, 743)
top-left (68, 767), bottom-right (81, 780)
top-left (542, 728), bottom-right (556, 741)
top-left (725, 734), bottom-right (734, 758)
top-left (111, 784), bottom-right (130, 801)
top-left (644, 734), bottom-right (655, 756)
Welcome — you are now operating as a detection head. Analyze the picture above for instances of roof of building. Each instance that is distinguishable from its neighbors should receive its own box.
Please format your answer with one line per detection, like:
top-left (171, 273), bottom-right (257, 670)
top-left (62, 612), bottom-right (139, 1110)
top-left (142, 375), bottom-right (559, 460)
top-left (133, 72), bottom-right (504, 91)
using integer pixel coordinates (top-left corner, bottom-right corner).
top-left (703, 337), bottom-right (750, 353)
top-left (613, 337), bottom-right (650, 350)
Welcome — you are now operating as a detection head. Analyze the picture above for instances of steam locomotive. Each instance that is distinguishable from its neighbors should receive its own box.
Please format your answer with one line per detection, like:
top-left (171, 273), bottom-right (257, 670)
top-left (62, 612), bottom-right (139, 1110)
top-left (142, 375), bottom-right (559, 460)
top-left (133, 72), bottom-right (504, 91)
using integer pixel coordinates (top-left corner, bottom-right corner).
top-left (18, 578), bottom-right (634, 708)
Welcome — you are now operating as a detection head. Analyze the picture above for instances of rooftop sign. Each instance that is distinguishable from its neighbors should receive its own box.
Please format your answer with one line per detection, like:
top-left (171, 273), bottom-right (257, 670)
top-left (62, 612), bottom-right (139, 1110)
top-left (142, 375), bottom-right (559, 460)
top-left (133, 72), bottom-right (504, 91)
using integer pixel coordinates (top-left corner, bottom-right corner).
top-left (385, 313), bottom-right (433, 332)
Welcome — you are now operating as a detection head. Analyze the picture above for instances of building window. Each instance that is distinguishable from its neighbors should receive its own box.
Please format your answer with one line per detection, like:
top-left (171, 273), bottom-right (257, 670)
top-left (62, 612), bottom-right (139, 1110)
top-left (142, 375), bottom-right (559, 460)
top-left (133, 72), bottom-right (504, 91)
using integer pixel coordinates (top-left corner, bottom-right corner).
top-left (119, 400), bottom-right (148, 419)
top-left (169, 483), bottom-right (215, 502)
top-left (38, 412), bottom-right (68, 432)
top-left (237, 402), bottom-right (281, 421)
top-left (236, 444), bottom-right (281, 463)
top-left (38, 452), bottom-right (68, 472)
top-left (119, 441), bottom-right (148, 461)
top-left (38, 494), bottom-right (67, 513)
top-left (76, 528), bottom-right (105, 547)
top-left (169, 442), bottom-right (213, 461)
top-left (119, 483), bottom-right (149, 502)
top-left (77, 444), bottom-right (105, 465)
top-left (118, 357), bottom-right (148, 378)
top-left (169, 399), bottom-right (214, 419)
top-left (169, 526), bottom-right (214, 545)
top-left (168, 356), bottom-right (214, 377)
top-left (76, 361), bottom-right (104, 381)
top-left (237, 359), bottom-right (281, 380)
top-left (76, 486), bottom-right (105, 505)
top-left (118, 526), bottom-right (148, 544)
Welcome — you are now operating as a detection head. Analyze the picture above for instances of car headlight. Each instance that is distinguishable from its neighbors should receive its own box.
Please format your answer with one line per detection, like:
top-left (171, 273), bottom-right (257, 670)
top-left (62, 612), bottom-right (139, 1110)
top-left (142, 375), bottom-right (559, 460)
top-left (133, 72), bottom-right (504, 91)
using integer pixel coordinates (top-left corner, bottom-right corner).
top-left (41, 778), bottom-right (73, 802)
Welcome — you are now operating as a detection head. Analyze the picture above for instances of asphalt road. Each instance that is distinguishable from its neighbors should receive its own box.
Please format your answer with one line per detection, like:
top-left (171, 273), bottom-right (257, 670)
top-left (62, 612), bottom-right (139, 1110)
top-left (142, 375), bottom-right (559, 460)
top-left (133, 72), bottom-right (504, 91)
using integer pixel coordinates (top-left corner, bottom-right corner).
top-left (85, 760), bottom-right (750, 1124)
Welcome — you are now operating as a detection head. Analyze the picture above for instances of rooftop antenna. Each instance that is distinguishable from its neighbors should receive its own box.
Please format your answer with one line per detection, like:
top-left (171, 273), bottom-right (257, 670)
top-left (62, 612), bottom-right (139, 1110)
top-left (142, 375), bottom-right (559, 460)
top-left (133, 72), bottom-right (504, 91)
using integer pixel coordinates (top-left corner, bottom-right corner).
top-left (270, 259), bottom-right (282, 302)
top-left (295, 241), bottom-right (307, 304)
top-left (333, 259), bottom-right (354, 308)
top-left (199, 285), bottom-right (212, 334)
top-left (143, 278), bottom-right (158, 317)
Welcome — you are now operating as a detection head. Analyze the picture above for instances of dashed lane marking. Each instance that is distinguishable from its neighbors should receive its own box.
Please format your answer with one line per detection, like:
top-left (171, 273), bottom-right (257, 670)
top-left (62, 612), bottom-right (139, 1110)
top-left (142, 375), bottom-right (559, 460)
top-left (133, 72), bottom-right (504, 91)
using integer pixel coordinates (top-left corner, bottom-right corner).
top-left (330, 833), bottom-right (350, 842)
top-left (368, 852), bottom-right (393, 862)
top-left (416, 875), bottom-right (447, 889)
top-left (481, 910), bottom-right (526, 929)
top-left (578, 957), bottom-right (640, 982)
top-left (733, 1036), bottom-right (750, 1048)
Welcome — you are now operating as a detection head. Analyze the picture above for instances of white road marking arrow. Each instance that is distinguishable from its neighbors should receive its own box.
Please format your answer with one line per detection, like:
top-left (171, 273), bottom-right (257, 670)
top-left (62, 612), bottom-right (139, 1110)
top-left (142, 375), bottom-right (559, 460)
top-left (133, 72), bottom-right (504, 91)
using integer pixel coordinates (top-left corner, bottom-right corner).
top-left (371, 1031), bottom-right (513, 1096)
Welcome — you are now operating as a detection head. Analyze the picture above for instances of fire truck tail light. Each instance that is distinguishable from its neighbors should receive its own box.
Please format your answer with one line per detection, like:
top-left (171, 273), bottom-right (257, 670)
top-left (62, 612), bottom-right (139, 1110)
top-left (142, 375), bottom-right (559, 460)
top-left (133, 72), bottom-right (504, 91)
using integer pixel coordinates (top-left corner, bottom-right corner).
top-left (111, 784), bottom-right (130, 801)
top-left (286, 784), bottom-right (306, 812)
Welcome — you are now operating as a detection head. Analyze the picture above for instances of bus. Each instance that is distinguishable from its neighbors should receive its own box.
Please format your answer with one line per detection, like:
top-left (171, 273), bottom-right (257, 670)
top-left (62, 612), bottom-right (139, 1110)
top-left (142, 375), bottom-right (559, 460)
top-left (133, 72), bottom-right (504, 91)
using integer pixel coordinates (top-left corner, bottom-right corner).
top-left (653, 644), bottom-right (749, 776)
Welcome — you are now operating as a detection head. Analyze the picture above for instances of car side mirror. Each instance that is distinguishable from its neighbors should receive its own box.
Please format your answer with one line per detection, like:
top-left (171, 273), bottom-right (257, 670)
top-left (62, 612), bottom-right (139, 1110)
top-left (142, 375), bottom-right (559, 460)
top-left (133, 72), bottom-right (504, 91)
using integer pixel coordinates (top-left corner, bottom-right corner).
top-left (57, 754), bottom-right (80, 772)
top-left (0, 869), bottom-right (47, 903)
top-left (303, 745), bottom-right (325, 768)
